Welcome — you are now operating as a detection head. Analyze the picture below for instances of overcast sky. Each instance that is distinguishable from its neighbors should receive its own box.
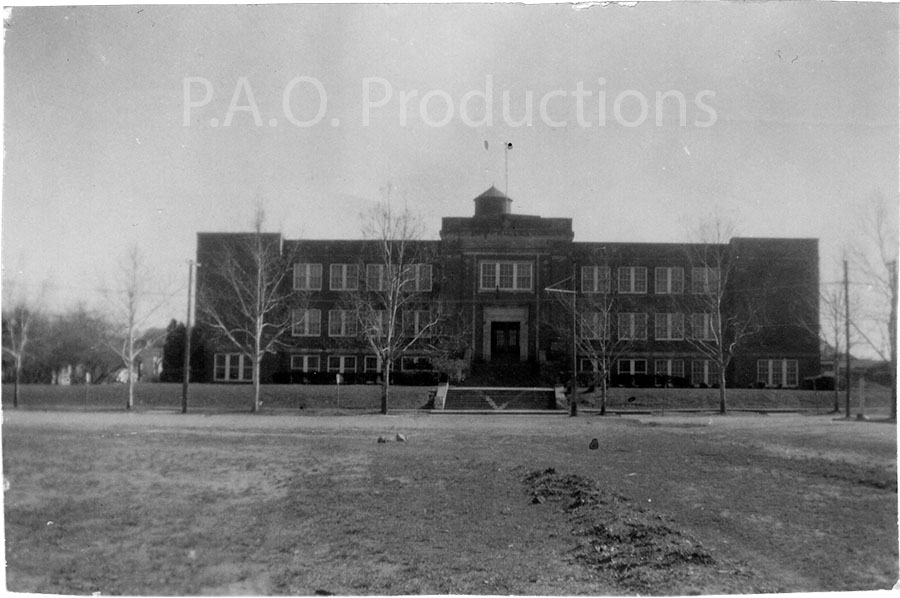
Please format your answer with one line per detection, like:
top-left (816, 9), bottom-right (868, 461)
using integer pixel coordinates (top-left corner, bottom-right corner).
top-left (3, 3), bottom-right (898, 335)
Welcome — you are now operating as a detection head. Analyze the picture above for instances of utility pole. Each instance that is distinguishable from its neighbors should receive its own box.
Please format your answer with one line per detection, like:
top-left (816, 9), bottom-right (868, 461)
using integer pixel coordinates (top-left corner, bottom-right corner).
top-left (844, 260), bottom-right (851, 418)
top-left (182, 260), bottom-right (197, 414)
top-left (570, 262), bottom-right (577, 417)
top-left (890, 259), bottom-right (897, 419)
top-left (544, 266), bottom-right (578, 417)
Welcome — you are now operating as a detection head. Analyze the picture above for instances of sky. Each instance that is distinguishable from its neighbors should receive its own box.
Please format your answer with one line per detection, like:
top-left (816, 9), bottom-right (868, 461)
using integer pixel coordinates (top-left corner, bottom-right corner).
top-left (3, 2), bottom-right (898, 349)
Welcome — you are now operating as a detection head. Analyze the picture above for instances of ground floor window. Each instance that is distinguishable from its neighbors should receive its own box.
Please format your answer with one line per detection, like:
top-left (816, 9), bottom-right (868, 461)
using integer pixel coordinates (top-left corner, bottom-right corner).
top-left (655, 359), bottom-right (685, 378)
top-left (290, 355), bottom-right (320, 372)
top-left (618, 359), bottom-right (647, 375)
top-left (214, 353), bottom-right (253, 382)
top-left (757, 359), bottom-right (799, 388)
top-left (401, 356), bottom-right (433, 371)
top-left (691, 360), bottom-right (719, 387)
top-left (365, 355), bottom-right (380, 372)
top-left (327, 355), bottom-right (357, 373)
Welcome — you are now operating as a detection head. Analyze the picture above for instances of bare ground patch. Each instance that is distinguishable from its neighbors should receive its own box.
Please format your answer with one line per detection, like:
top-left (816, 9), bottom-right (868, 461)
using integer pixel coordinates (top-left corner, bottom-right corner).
top-left (3, 410), bottom-right (897, 595)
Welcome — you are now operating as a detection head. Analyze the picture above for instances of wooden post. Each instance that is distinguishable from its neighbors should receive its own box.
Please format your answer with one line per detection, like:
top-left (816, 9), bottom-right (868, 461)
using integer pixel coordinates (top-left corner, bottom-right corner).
top-left (181, 260), bottom-right (194, 414)
top-left (844, 260), bottom-right (851, 419)
top-left (857, 376), bottom-right (867, 420)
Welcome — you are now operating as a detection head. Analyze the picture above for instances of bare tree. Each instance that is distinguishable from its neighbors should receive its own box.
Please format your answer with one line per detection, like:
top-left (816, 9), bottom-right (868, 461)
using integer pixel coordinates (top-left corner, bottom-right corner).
top-left (549, 250), bottom-right (631, 415)
top-left (681, 218), bottom-right (761, 415)
top-left (349, 192), bottom-right (443, 414)
top-left (850, 191), bottom-right (898, 418)
top-left (421, 303), bottom-right (473, 384)
top-left (820, 284), bottom-right (847, 411)
top-left (198, 207), bottom-right (300, 412)
top-left (2, 277), bottom-right (46, 408)
top-left (107, 245), bottom-right (172, 410)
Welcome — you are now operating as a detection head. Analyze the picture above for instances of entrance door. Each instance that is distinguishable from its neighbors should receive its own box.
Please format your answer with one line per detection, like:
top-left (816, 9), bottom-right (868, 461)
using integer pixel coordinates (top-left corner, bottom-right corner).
top-left (491, 322), bottom-right (520, 361)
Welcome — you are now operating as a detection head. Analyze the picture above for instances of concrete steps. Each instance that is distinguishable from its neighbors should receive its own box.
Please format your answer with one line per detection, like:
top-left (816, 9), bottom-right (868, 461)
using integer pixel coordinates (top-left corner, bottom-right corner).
top-left (442, 387), bottom-right (557, 411)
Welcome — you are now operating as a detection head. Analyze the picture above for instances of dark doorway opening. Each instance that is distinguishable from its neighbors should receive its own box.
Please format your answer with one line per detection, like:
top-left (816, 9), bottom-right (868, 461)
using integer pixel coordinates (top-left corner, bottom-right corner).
top-left (491, 321), bottom-right (520, 362)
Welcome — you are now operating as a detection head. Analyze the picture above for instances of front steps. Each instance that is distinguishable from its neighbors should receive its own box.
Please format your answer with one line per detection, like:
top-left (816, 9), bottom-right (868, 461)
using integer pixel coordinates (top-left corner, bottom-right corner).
top-left (441, 387), bottom-right (558, 411)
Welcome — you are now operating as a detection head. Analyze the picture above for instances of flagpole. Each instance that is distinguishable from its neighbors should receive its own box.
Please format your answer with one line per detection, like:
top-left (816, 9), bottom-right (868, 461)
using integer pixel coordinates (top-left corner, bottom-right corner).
top-left (505, 142), bottom-right (513, 195)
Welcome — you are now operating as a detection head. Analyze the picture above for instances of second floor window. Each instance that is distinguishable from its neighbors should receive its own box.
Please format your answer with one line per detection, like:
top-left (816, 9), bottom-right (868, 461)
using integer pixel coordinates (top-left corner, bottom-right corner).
top-left (580, 311), bottom-right (609, 340)
top-left (328, 310), bottom-right (357, 337)
top-left (480, 261), bottom-right (533, 291)
top-left (654, 313), bottom-right (684, 340)
top-left (293, 263), bottom-right (322, 291)
top-left (618, 312), bottom-right (648, 340)
top-left (292, 309), bottom-right (321, 337)
top-left (690, 313), bottom-right (717, 341)
top-left (330, 264), bottom-right (359, 291)
top-left (361, 310), bottom-right (389, 337)
top-left (618, 267), bottom-right (647, 294)
top-left (403, 309), bottom-right (433, 335)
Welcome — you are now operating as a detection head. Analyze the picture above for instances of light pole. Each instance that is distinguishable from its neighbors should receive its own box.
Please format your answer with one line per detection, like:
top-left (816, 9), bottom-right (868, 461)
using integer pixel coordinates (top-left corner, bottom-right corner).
top-left (182, 260), bottom-right (199, 414)
top-left (545, 264), bottom-right (578, 416)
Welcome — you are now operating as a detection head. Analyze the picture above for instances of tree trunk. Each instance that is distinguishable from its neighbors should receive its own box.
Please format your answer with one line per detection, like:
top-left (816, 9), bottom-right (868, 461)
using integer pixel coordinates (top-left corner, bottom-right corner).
top-left (381, 361), bottom-right (391, 415)
top-left (833, 361), bottom-right (840, 413)
top-left (599, 376), bottom-right (607, 416)
top-left (718, 369), bottom-right (727, 414)
top-left (13, 358), bottom-right (20, 409)
top-left (126, 366), bottom-right (134, 410)
top-left (252, 358), bottom-right (261, 413)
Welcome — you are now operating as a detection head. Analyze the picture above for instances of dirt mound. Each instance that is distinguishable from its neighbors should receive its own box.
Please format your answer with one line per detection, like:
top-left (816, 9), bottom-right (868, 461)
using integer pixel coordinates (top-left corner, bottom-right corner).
top-left (523, 468), bottom-right (757, 594)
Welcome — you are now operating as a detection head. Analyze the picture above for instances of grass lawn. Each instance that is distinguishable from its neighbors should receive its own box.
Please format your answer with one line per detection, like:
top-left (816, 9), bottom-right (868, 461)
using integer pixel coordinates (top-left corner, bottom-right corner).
top-left (3, 407), bottom-right (896, 595)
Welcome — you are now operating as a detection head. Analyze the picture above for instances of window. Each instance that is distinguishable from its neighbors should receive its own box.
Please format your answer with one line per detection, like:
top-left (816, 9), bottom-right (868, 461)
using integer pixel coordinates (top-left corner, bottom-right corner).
top-left (290, 355), bottom-right (320, 372)
top-left (328, 310), bottom-right (357, 337)
top-left (361, 310), bottom-right (389, 337)
top-left (292, 309), bottom-right (321, 337)
top-left (367, 264), bottom-right (433, 292)
top-left (366, 264), bottom-right (391, 291)
top-left (618, 313), bottom-right (648, 340)
top-left (580, 312), bottom-right (609, 340)
top-left (655, 359), bottom-right (685, 378)
top-left (757, 359), bottom-right (799, 388)
top-left (654, 313), bottom-right (684, 340)
top-left (618, 267), bottom-right (647, 294)
top-left (480, 261), bottom-right (533, 291)
top-left (618, 359), bottom-right (647, 375)
top-left (293, 263), bottom-right (322, 291)
top-left (403, 264), bottom-right (433, 292)
top-left (401, 356), bottom-right (433, 371)
top-left (364, 356), bottom-right (380, 372)
top-left (580, 358), bottom-right (599, 373)
top-left (582, 266), bottom-right (611, 294)
top-left (327, 355), bottom-right (356, 373)
top-left (330, 264), bottom-right (359, 291)
top-left (690, 313), bottom-right (716, 341)
top-left (403, 309), bottom-right (433, 336)
top-left (692, 267), bottom-right (721, 294)
top-left (691, 360), bottom-right (719, 387)
top-left (655, 267), bottom-right (684, 294)
top-left (213, 353), bottom-right (252, 382)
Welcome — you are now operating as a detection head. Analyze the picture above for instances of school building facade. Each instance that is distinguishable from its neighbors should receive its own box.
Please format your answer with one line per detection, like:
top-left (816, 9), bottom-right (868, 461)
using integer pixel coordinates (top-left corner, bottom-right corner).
top-left (195, 186), bottom-right (820, 388)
